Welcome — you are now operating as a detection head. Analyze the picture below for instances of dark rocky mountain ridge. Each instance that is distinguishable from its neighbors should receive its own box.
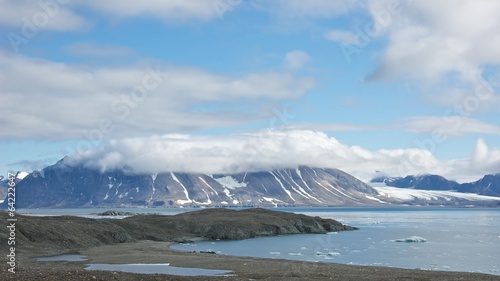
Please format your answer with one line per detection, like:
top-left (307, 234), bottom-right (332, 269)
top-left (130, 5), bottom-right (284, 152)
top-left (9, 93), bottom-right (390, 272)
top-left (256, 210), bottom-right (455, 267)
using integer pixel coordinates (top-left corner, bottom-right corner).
top-left (3, 158), bottom-right (381, 208)
top-left (456, 174), bottom-right (500, 196)
top-left (372, 174), bottom-right (500, 197)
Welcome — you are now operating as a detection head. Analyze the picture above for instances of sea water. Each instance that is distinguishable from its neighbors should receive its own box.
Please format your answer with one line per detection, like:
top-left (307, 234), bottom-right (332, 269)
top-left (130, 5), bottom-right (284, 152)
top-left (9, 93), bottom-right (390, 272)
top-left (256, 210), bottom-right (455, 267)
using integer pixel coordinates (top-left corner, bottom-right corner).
top-left (172, 207), bottom-right (500, 275)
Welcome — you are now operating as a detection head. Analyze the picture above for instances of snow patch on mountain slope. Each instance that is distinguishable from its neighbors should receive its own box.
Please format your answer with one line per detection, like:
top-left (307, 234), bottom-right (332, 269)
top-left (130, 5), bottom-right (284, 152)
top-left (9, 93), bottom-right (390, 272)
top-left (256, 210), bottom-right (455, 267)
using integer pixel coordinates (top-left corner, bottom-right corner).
top-left (325, 182), bottom-right (359, 201)
top-left (104, 177), bottom-right (114, 200)
top-left (365, 195), bottom-right (388, 204)
top-left (277, 170), bottom-right (309, 200)
top-left (193, 189), bottom-right (212, 205)
top-left (282, 170), bottom-right (321, 202)
top-left (171, 172), bottom-right (192, 205)
top-left (261, 197), bottom-right (284, 207)
top-left (198, 177), bottom-right (218, 196)
top-left (16, 171), bottom-right (29, 180)
top-left (296, 168), bottom-right (313, 192)
top-left (223, 188), bottom-right (232, 198)
top-left (270, 172), bottom-right (295, 201)
top-left (214, 176), bottom-right (247, 189)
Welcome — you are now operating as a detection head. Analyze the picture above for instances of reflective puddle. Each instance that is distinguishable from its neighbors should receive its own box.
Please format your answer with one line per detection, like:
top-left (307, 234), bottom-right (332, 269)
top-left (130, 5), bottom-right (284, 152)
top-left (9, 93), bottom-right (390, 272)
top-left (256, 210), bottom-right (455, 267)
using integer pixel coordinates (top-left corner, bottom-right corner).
top-left (85, 263), bottom-right (234, 276)
top-left (35, 254), bottom-right (233, 276)
top-left (35, 254), bottom-right (87, 262)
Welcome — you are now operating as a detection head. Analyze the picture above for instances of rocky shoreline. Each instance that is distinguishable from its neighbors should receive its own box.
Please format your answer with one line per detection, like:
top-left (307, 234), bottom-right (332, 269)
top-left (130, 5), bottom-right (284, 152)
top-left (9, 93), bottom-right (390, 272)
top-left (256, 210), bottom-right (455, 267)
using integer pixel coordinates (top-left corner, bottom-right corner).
top-left (1, 208), bottom-right (500, 280)
top-left (1, 208), bottom-right (357, 249)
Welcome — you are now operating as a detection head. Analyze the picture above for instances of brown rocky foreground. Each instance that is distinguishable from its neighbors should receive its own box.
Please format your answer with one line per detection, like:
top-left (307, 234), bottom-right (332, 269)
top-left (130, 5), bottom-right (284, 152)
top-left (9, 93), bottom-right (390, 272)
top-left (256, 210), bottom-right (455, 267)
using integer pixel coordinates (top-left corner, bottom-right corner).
top-left (1, 208), bottom-right (500, 280)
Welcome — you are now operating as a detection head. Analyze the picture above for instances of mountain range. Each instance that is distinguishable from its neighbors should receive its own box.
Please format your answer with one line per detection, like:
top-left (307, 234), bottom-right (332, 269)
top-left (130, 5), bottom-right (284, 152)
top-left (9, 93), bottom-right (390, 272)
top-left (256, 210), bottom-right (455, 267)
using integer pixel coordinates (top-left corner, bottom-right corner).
top-left (1, 158), bottom-right (499, 208)
top-left (372, 174), bottom-right (500, 197)
top-left (2, 157), bottom-right (381, 208)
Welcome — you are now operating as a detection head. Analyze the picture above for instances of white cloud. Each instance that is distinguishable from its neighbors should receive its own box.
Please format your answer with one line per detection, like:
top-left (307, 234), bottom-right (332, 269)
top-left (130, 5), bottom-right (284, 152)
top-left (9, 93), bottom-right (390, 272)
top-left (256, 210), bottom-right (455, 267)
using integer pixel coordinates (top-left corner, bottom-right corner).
top-left (365, 0), bottom-right (500, 106)
top-left (403, 116), bottom-right (500, 136)
top-left (285, 50), bottom-right (310, 71)
top-left (82, 0), bottom-right (226, 22)
top-left (0, 0), bottom-right (89, 31)
top-left (69, 130), bottom-right (438, 177)
top-left (445, 138), bottom-right (500, 182)
top-left (0, 0), bottom-right (239, 34)
top-left (325, 30), bottom-right (360, 45)
top-left (0, 52), bottom-right (314, 140)
top-left (67, 130), bottom-right (500, 183)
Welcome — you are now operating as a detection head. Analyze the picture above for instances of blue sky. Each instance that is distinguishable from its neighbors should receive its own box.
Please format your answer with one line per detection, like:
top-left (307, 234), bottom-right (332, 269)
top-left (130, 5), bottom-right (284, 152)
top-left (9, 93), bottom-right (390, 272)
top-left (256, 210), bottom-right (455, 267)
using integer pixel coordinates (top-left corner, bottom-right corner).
top-left (1, 0), bottom-right (500, 182)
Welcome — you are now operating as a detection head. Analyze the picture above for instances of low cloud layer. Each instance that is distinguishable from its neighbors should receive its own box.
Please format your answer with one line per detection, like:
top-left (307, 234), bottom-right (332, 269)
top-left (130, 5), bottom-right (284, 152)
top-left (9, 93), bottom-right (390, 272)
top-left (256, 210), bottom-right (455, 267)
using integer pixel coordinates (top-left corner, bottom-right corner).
top-left (403, 116), bottom-right (500, 136)
top-left (68, 130), bottom-right (500, 183)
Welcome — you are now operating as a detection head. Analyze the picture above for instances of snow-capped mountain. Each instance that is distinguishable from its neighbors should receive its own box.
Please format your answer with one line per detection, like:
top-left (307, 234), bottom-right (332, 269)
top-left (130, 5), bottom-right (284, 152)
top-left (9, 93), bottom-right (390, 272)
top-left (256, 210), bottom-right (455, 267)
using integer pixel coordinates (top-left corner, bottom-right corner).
top-left (371, 174), bottom-right (460, 191)
top-left (0, 171), bottom-right (29, 183)
top-left (372, 174), bottom-right (500, 197)
top-left (4, 158), bottom-right (381, 208)
top-left (0, 171), bottom-right (30, 203)
top-left (456, 174), bottom-right (500, 196)
top-left (372, 184), bottom-right (500, 206)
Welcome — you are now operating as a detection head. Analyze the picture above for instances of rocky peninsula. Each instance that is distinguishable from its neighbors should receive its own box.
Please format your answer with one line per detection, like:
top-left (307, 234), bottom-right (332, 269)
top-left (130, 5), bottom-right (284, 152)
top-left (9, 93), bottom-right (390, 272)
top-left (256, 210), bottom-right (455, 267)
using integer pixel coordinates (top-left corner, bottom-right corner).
top-left (1, 208), bottom-right (356, 249)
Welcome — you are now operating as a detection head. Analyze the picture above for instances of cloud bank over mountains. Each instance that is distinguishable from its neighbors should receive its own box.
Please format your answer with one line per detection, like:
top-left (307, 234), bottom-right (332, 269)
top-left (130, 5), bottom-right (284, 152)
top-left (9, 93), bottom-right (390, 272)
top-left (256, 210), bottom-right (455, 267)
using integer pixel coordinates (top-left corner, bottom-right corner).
top-left (67, 130), bottom-right (500, 183)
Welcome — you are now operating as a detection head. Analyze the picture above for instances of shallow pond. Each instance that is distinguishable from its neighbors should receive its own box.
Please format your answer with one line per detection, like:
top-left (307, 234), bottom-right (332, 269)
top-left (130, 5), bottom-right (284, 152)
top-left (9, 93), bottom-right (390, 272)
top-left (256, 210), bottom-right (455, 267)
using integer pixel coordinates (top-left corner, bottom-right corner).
top-left (35, 254), bottom-right (233, 276)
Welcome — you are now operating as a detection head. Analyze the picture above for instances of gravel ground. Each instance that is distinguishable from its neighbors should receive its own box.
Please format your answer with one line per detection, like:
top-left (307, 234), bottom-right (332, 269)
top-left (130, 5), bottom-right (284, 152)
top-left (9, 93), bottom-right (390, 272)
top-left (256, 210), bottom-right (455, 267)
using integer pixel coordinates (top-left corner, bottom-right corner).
top-left (2, 241), bottom-right (500, 281)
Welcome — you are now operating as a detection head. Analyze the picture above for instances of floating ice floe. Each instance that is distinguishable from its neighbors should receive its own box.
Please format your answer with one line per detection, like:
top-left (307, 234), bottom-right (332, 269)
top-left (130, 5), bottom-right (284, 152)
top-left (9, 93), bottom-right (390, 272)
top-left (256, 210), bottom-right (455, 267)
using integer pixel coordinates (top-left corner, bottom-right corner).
top-left (316, 251), bottom-right (341, 257)
top-left (393, 236), bottom-right (427, 243)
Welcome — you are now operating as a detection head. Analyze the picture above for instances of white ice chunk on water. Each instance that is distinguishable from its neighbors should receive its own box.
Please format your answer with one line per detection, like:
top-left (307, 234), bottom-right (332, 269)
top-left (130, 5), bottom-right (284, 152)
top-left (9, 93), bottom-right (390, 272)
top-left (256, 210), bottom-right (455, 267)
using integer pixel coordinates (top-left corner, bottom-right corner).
top-left (393, 236), bottom-right (427, 243)
top-left (316, 251), bottom-right (341, 257)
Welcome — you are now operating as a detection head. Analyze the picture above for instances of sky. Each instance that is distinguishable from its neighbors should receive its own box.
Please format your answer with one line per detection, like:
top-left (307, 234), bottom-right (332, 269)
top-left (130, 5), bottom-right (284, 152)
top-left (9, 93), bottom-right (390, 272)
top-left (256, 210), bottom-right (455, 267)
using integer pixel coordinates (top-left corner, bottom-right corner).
top-left (1, 0), bottom-right (500, 183)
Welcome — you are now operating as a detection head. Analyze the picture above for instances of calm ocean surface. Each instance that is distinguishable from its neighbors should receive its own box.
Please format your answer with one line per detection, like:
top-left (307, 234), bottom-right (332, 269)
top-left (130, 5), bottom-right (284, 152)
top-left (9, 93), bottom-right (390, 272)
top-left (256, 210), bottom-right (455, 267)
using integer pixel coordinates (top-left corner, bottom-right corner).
top-left (173, 207), bottom-right (500, 275)
top-left (20, 207), bottom-right (500, 275)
